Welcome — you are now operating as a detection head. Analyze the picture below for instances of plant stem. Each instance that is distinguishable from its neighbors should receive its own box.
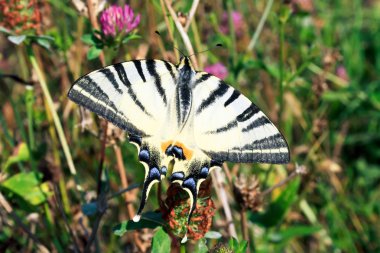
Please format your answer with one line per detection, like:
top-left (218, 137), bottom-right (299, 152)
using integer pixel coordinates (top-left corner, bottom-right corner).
top-left (44, 202), bottom-right (64, 253)
top-left (278, 18), bottom-right (286, 124)
top-left (184, 0), bottom-right (200, 32)
top-left (211, 169), bottom-right (237, 238)
top-left (227, 0), bottom-right (237, 68)
top-left (86, 0), bottom-right (105, 65)
top-left (53, 184), bottom-right (81, 253)
top-left (84, 208), bottom-right (106, 253)
top-left (159, 0), bottom-right (179, 60)
top-left (43, 88), bottom-right (72, 213)
top-left (308, 63), bottom-right (348, 87)
top-left (164, 0), bottom-right (198, 68)
top-left (25, 86), bottom-right (37, 171)
top-left (107, 184), bottom-right (140, 201)
top-left (25, 86), bottom-right (35, 151)
top-left (96, 120), bottom-right (108, 196)
top-left (262, 164), bottom-right (306, 196)
top-left (240, 208), bottom-right (249, 244)
top-left (180, 244), bottom-right (186, 253)
top-left (113, 145), bottom-right (135, 218)
top-left (191, 20), bottom-right (203, 69)
top-left (247, 0), bottom-right (274, 52)
top-left (27, 46), bottom-right (78, 178)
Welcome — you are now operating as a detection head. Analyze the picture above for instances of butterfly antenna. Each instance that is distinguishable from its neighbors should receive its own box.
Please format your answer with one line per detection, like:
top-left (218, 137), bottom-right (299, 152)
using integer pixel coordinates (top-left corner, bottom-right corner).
top-left (173, 46), bottom-right (186, 57)
top-left (155, 30), bottom-right (186, 57)
top-left (188, 43), bottom-right (223, 57)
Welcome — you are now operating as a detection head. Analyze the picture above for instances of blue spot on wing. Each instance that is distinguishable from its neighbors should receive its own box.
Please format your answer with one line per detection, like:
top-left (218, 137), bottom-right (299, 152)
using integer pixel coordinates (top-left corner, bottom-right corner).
top-left (170, 172), bottom-right (185, 181)
top-left (161, 166), bottom-right (167, 175)
top-left (139, 149), bottom-right (150, 163)
top-left (149, 167), bottom-right (161, 179)
top-left (183, 177), bottom-right (196, 190)
top-left (199, 167), bottom-right (209, 178)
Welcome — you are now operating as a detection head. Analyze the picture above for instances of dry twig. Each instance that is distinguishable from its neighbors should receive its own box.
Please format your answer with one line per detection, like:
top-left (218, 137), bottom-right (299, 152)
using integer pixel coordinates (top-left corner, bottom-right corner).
top-left (184, 0), bottom-right (200, 32)
top-left (163, 0), bottom-right (199, 69)
top-left (262, 164), bottom-right (307, 196)
top-left (211, 168), bottom-right (238, 238)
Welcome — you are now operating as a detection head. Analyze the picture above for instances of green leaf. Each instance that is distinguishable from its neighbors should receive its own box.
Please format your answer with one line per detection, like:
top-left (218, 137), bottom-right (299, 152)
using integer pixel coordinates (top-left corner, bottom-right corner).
top-left (46, 29), bottom-right (72, 51)
top-left (4, 142), bottom-right (30, 171)
top-left (228, 238), bottom-right (248, 253)
top-left (243, 59), bottom-right (265, 70)
top-left (122, 34), bottom-right (141, 44)
top-left (369, 92), bottom-right (380, 110)
top-left (113, 212), bottom-right (164, 236)
top-left (27, 35), bottom-right (55, 41)
top-left (268, 225), bottom-right (321, 243)
top-left (87, 46), bottom-right (102, 60)
top-left (250, 177), bottom-right (301, 228)
top-left (81, 33), bottom-right (102, 46)
top-left (279, 5), bottom-right (292, 23)
top-left (36, 37), bottom-right (51, 50)
top-left (194, 238), bottom-right (209, 253)
top-left (0, 172), bottom-right (51, 206)
top-left (322, 91), bottom-right (351, 104)
top-left (151, 227), bottom-right (171, 253)
top-left (265, 62), bottom-right (280, 79)
top-left (8, 35), bottom-right (26, 45)
top-left (81, 34), bottom-right (94, 45)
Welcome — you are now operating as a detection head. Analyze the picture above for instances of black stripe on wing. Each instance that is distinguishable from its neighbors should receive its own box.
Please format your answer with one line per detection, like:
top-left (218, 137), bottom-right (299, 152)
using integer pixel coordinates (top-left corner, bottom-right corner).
top-left (196, 80), bottom-right (229, 114)
top-left (241, 116), bottom-right (271, 132)
top-left (206, 119), bottom-right (238, 134)
top-left (163, 61), bottom-right (176, 81)
top-left (132, 60), bottom-right (146, 82)
top-left (237, 104), bottom-right (260, 122)
top-left (113, 63), bottom-right (152, 117)
top-left (193, 73), bottom-right (212, 89)
top-left (224, 89), bottom-right (240, 107)
top-left (98, 68), bottom-right (123, 94)
top-left (146, 60), bottom-right (168, 105)
top-left (67, 76), bottom-right (146, 136)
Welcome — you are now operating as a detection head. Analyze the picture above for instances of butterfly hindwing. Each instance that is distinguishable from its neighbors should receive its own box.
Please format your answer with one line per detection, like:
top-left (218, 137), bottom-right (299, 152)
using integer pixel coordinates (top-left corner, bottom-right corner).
top-left (68, 60), bottom-right (178, 137)
top-left (192, 72), bottom-right (290, 164)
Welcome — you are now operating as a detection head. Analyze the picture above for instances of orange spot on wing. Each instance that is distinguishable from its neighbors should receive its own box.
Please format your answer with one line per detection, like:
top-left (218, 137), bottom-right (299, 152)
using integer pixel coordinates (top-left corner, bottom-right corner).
top-left (161, 140), bottom-right (173, 153)
top-left (178, 142), bottom-right (193, 160)
top-left (161, 140), bottom-right (194, 160)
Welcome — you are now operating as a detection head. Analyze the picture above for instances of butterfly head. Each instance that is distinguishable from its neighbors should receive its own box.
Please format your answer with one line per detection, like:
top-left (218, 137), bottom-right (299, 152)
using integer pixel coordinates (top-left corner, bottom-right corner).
top-left (178, 56), bottom-right (194, 72)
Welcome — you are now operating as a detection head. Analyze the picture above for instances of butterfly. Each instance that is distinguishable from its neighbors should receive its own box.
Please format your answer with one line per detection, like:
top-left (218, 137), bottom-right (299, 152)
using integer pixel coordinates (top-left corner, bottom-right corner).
top-left (68, 56), bottom-right (290, 224)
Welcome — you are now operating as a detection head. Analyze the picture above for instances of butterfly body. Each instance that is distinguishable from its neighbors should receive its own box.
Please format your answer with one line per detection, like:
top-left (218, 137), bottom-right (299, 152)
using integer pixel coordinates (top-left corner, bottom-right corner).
top-left (68, 56), bottom-right (289, 224)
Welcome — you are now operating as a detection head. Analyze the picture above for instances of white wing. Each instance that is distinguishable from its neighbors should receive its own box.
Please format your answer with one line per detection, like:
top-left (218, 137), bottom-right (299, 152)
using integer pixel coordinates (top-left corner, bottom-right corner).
top-left (192, 72), bottom-right (290, 164)
top-left (68, 60), bottom-right (178, 137)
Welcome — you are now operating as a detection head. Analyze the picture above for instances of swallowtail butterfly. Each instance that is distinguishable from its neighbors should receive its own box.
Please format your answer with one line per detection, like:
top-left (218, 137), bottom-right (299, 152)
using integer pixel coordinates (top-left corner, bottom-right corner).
top-left (68, 56), bottom-right (290, 224)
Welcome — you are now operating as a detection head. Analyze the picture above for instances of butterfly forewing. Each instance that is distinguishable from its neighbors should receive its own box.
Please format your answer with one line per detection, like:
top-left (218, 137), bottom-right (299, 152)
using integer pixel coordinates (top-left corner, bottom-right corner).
top-left (68, 60), bottom-right (178, 137)
top-left (192, 72), bottom-right (290, 164)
